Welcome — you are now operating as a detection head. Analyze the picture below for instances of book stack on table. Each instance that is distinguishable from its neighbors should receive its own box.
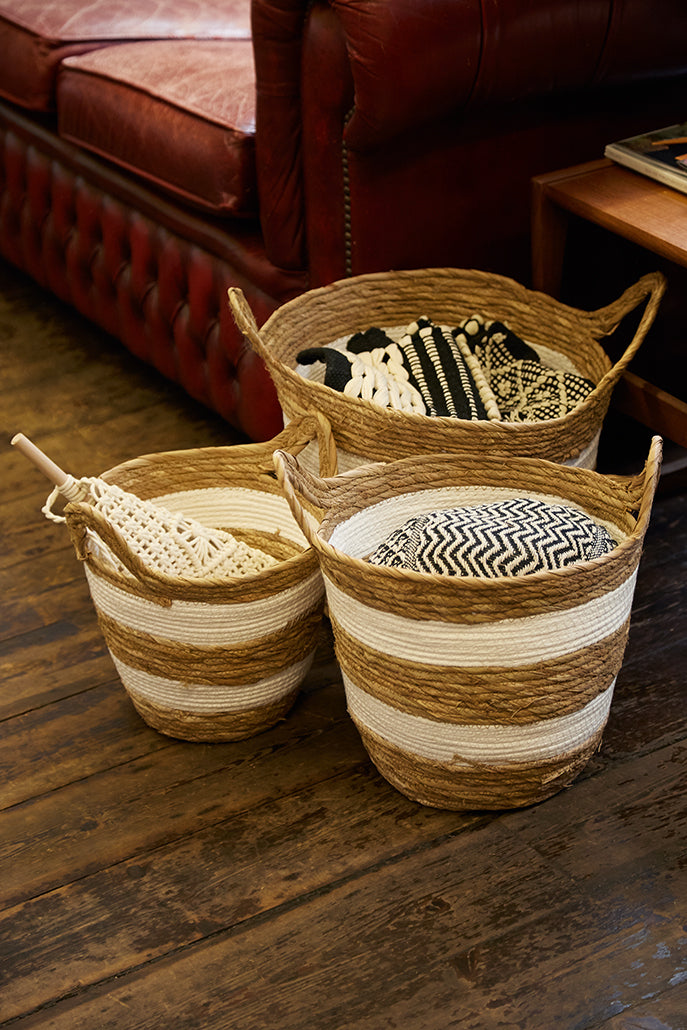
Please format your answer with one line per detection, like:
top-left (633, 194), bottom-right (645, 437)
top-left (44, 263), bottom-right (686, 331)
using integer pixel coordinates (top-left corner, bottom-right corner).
top-left (605, 121), bottom-right (687, 195)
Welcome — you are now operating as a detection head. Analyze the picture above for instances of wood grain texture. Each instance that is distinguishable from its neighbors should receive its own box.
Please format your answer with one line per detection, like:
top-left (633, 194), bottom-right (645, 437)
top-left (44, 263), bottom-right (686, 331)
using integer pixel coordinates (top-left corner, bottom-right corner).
top-left (531, 158), bottom-right (687, 449)
top-left (1, 261), bottom-right (685, 1029)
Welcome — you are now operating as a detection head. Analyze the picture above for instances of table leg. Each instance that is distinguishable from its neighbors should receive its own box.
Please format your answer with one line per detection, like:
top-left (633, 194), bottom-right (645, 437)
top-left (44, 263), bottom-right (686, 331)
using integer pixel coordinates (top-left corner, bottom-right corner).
top-left (531, 178), bottom-right (569, 297)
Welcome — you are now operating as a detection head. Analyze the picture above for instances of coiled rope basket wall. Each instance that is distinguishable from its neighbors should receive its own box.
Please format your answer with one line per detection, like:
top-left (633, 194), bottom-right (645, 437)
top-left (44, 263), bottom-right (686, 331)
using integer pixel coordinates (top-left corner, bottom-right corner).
top-left (230, 268), bottom-right (664, 471)
top-left (61, 416), bottom-right (336, 742)
top-left (274, 436), bottom-right (663, 810)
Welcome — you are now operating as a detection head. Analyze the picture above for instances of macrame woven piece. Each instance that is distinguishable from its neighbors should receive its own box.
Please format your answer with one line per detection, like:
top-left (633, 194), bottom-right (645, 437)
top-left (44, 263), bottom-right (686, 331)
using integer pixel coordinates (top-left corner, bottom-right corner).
top-left (297, 333), bottom-right (426, 415)
top-left (83, 479), bottom-right (278, 579)
top-left (454, 314), bottom-right (595, 421)
top-left (297, 317), bottom-right (493, 419)
top-left (391, 317), bottom-right (489, 418)
top-left (297, 310), bottom-right (595, 423)
top-left (367, 497), bottom-right (617, 578)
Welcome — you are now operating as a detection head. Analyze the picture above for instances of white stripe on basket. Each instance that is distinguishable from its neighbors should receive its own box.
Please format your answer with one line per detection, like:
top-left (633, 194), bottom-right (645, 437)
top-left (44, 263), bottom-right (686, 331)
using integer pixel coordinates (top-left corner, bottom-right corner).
top-left (114, 653), bottom-right (314, 713)
top-left (324, 570), bottom-right (637, 667)
top-left (85, 566), bottom-right (324, 645)
top-left (327, 485), bottom-right (624, 558)
top-left (343, 674), bottom-right (615, 764)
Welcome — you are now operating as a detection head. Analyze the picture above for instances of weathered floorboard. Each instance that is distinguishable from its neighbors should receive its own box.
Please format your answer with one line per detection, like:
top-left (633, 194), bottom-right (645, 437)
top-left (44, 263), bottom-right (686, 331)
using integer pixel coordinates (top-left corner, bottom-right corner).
top-left (1, 261), bottom-right (685, 1029)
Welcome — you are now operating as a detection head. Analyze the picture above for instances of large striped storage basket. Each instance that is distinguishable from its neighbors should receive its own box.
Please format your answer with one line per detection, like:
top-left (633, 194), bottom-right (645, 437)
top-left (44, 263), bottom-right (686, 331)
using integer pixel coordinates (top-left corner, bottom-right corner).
top-left (274, 436), bottom-right (663, 810)
top-left (230, 268), bottom-right (664, 472)
top-left (59, 416), bottom-right (336, 742)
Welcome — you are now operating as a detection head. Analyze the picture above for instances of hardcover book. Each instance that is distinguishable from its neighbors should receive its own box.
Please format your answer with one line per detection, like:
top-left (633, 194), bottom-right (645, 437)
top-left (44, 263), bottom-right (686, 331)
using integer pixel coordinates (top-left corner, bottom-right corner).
top-left (604, 122), bottom-right (687, 195)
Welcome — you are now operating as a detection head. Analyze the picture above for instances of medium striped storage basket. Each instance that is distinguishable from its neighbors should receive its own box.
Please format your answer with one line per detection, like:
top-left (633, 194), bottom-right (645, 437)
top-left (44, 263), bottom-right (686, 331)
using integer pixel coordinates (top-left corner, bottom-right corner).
top-left (61, 416), bottom-right (336, 742)
top-left (229, 268), bottom-right (664, 472)
top-left (274, 436), bottom-right (662, 810)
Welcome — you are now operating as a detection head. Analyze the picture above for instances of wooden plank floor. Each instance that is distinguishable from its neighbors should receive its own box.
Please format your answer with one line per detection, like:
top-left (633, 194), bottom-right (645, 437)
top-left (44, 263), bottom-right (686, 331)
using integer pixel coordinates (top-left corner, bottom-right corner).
top-left (1, 260), bottom-right (686, 1029)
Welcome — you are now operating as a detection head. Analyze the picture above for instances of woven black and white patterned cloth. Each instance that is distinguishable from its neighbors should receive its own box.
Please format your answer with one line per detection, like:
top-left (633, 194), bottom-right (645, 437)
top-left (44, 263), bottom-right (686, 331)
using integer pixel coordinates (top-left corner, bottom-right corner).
top-left (297, 316), bottom-right (491, 419)
top-left (454, 314), bottom-right (595, 421)
top-left (453, 315), bottom-right (540, 373)
top-left (367, 497), bottom-right (617, 578)
top-left (488, 360), bottom-right (597, 422)
top-left (297, 311), bottom-right (596, 422)
top-left (297, 330), bottom-right (426, 415)
top-left (392, 317), bottom-right (489, 418)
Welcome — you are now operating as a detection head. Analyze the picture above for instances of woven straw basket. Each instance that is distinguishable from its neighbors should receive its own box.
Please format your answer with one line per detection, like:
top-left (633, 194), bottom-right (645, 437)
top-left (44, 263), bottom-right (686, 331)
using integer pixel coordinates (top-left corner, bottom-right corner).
top-left (274, 435), bottom-right (663, 810)
top-left (229, 268), bottom-right (664, 471)
top-left (61, 416), bottom-right (336, 742)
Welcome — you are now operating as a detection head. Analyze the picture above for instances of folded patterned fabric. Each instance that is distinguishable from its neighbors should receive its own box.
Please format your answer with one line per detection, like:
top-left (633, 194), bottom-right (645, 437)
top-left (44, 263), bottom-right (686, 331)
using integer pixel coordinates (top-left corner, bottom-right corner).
top-left (393, 317), bottom-right (491, 419)
top-left (453, 314), bottom-right (540, 373)
top-left (367, 497), bottom-right (617, 578)
top-left (454, 313), bottom-right (595, 421)
top-left (489, 360), bottom-right (596, 422)
top-left (297, 345), bottom-right (358, 393)
top-left (346, 326), bottom-right (396, 353)
top-left (297, 316), bottom-right (495, 419)
top-left (297, 312), bottom-right (595, 423)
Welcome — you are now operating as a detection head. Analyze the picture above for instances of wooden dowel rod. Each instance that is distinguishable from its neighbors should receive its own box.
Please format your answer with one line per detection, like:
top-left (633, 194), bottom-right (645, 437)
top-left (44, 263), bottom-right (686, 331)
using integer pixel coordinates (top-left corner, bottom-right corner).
top-left (11, 433), bottom-right (71, 488)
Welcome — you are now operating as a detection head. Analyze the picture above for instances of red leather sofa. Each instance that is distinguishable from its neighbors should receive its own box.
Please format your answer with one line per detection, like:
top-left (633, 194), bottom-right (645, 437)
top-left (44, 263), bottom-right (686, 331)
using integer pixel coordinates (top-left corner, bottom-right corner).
top-left (1, 0), bottom-right (686, 441)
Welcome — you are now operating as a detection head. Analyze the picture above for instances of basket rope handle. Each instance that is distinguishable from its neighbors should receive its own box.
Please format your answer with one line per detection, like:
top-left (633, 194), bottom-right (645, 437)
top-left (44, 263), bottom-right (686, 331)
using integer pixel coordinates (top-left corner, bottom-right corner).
top-left (227, 287), bottom-right (270, 362)
top-left (268, 413), bottom-right (338, 478)
top-left (591, 271), bottom-right (666, 393)
top-left (633, 434), bottom-right (663, 534)
top-left (61, 501), bottom-right (179, 602)
top-left (272, 450), bottom-right (335, 543)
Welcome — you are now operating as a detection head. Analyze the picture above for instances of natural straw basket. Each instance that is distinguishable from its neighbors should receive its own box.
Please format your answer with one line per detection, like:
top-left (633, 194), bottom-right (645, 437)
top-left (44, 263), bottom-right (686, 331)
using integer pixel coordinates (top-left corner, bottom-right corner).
top-left (230, 268), bottom-right (665, 471)
top-left (274, 436), bottom-right (663, 810)
top-left (60, 416), bottom-right (336, 742)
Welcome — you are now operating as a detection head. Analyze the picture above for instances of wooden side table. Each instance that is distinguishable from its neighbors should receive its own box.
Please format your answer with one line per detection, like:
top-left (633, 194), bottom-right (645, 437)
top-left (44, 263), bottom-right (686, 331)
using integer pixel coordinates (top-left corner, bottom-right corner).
top-left (531, 158), bottom-right (687, 449)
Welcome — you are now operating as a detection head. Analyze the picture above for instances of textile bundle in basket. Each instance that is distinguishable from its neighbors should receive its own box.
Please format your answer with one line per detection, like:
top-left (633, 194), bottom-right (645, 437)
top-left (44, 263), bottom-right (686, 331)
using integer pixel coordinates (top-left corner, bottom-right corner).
top-left (229, 267), bottom-right (665, 472)
top-left (52, 416), bottom-right (335, 742)
top-left (273, 437), bottom-right (663, 810)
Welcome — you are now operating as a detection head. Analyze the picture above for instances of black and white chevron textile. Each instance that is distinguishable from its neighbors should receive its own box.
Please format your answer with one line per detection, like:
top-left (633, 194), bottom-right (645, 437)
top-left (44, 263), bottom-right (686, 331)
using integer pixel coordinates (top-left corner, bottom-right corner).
top-left (367, 497), bottom-right (617, 577)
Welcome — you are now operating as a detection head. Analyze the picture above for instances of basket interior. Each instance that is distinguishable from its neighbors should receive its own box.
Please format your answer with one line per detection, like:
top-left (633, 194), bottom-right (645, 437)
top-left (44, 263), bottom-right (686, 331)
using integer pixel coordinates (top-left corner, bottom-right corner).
top-left (148, 486), bottom-right (310, 554)
top-left (325, 484), bottom-right (632, 563)
top-left (264, 270), bottom-right (613, 387)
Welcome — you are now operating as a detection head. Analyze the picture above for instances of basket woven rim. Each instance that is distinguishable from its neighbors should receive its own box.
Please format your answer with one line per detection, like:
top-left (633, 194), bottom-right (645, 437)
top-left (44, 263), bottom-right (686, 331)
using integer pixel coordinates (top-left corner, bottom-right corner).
top-left (274, 436), bottom-right (663, 593)
top-left (66, 416), bottom-right (333, 596)
top-left (256, 266), bottom-right (664, 430)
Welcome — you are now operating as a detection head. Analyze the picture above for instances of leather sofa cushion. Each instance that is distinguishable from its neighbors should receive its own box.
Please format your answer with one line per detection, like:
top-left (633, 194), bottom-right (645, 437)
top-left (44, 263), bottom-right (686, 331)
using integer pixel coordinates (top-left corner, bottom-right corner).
top-left (0, 0), bottom-right (251, 112)
top-left (57, 41), bottom-right (257, 216)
